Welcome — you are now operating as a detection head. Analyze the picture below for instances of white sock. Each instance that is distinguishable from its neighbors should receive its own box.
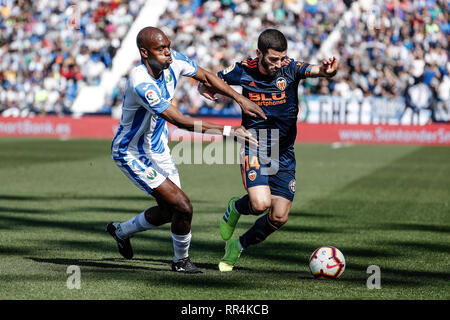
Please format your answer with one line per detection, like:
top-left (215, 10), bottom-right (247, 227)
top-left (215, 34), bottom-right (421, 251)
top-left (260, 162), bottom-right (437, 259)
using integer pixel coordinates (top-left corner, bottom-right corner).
top-left (172, 232), bottom-right (192, 262)
top-left (116, 211), bottom-right (156, 239)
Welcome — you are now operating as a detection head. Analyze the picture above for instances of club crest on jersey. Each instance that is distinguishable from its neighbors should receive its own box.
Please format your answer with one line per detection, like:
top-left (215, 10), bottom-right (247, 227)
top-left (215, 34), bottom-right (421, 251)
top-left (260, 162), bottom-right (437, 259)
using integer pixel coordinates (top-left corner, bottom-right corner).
top-left (164, 70), bottom-right (174, 85)
top-left (222, 63), bottom-right (235, 75)
top-left (276, 77), bottom-right (287, 91)
top-left (248, 170), bottom-right (257, 181)
top-left (146, 169), bottom-right (157, 180)
top-left (289, 179), bottom-right (296, 194)
top-left (165, 73), bottom-right (173, 84)
top-left (145, 89), bottom-right (160, 105)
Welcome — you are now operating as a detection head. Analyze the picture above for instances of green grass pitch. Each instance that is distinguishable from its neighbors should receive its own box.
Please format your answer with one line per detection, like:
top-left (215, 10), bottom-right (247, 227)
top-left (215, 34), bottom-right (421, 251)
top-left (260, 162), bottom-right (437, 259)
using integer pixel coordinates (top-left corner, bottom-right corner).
top-left (0, 138), bottom-right (449, 300)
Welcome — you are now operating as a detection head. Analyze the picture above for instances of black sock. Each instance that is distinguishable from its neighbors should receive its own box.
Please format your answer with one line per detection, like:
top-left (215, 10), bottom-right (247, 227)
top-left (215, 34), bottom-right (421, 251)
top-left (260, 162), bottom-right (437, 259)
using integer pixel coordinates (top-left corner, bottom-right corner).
top-left (239, 214), bottom-right (278, 249)
top-left (234, 194), bottom-right (253, 215)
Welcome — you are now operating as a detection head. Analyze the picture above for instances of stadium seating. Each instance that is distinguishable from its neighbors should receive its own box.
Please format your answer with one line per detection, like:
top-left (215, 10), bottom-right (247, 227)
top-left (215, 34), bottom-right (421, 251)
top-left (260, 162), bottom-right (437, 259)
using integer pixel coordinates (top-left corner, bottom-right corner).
top-left (102, 0), bottom-right (450, 121)
top-left (0, 0), bottom-right (448, 122)
top-left (105, 0), bottom-right (348, 117)
top-left (0, 0), bottom-right (147, 116)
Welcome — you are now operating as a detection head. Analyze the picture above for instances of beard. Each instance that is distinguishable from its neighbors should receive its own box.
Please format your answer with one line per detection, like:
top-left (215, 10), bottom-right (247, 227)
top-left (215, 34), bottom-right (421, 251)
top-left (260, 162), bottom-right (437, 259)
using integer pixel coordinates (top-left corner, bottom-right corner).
top-left (147, 56), bottom-right (171, 71)
top-left (261, 57), bottom-right (279, 77)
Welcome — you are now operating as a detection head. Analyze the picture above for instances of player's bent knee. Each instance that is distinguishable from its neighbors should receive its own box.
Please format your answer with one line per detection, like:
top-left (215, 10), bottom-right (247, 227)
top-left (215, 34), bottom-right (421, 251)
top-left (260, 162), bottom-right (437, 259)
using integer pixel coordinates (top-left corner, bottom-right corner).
top-left (174, 198), bottom-right (193, 219)
top-left (269, 215), bottom-right (288, 229)
top-left (250, 200), bottom-right (271, 215)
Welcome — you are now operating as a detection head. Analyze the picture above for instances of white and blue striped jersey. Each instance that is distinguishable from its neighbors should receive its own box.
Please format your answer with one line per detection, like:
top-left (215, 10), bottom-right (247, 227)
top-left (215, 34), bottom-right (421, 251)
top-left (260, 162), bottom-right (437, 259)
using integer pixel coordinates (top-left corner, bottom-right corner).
top-left (111, 49), bottom-right (198, 161)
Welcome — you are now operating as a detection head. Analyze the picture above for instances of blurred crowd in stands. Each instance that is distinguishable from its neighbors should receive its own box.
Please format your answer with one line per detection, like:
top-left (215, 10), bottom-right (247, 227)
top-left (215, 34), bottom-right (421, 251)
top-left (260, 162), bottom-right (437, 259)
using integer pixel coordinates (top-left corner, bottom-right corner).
top-left (0, 0), bottom-right (449, 122)
top-left (106, 0), bottom-right (450, 120)
top-left (107, 0), bottom-right (350, 116)
top-left (328, 0), bottom-right (449, 114)
top-left (0, 0), bottom-right (146, 116)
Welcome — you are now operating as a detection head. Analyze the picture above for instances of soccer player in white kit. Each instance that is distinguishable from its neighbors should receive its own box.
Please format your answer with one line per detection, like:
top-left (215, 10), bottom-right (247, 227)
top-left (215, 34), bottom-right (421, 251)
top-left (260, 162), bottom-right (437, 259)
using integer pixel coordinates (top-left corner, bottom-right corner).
top-left (107, 27), bottom-right (263, 273)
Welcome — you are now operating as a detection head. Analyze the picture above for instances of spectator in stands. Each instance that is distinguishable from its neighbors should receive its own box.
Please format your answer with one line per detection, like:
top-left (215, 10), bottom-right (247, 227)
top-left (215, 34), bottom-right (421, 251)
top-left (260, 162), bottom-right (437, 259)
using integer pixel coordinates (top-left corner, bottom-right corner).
top-left (402, 74), bottom-right (433, 125)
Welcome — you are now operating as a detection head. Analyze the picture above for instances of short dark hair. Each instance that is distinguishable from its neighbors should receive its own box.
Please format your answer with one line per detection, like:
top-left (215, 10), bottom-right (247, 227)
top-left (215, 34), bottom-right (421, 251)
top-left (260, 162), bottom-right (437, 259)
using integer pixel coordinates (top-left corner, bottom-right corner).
top-left (136, 31), bottom-right (145, 49)
top-left (257, 29), bottom-right (287, 55)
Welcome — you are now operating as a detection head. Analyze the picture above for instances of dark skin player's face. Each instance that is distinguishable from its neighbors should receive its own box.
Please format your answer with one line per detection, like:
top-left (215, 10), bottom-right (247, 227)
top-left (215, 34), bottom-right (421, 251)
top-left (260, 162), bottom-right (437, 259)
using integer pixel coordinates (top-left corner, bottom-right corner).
top-left (140, 32), bottom-right (173, 73)
top-left (258, 48), bottom-right (287, 77)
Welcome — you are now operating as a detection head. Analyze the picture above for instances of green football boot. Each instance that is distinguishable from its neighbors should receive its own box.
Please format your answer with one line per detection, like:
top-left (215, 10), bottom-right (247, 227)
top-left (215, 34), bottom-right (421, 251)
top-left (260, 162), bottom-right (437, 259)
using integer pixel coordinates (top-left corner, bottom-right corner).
top-left (220, 197), bottom-right (241, 241)
top-left (218, 238), bottom-right (243, 272)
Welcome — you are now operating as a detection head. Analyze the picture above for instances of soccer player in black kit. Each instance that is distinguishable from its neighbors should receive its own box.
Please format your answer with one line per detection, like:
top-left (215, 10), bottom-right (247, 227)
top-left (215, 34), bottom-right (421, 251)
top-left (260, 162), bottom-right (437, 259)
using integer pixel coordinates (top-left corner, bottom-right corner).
top-left (199, 29), bottom-right (338, 271)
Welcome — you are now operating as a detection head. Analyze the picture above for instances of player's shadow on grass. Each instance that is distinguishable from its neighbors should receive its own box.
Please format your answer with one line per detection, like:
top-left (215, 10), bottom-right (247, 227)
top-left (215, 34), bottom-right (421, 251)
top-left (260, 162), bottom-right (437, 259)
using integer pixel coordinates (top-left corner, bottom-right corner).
top-left (0, 193), bottom-right (213, 204)
top-left (232, 210), bottom-right (346, 234)
top-left (0, 206), bottom-right (54, 214)
top-left (378, 240), bottom-right (450, 254)
top-left (131, 257), bottom-right (228, 272)
top-left (279, 224), bottom-right (343, 234)
top-left (291, 211), bottom-right (342, 219)
top-left (374, 222), bottom-right (450, 234)
top-left (0, 194), bottom-right (152, 202)
top-left (0, 205), bottom-right (144, 215)
top-left (338, 263), bottom-right (450, 287)
top-left (0, 215), bottom-right (112, 235)
top-left (28, 257), bottom-right (166, 272)
top-left (30, 256), bottom-right (243, 274)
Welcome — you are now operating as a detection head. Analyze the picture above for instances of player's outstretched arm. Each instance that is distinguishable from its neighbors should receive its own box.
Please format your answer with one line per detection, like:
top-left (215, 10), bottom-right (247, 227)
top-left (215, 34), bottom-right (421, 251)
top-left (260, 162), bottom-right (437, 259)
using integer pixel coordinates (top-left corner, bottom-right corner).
top-left (159, 104), bottom-right (258, 147)
top-left (309, 56), bottom-right (338, 78)
top-left (193, 67), bottom-right (267, 119)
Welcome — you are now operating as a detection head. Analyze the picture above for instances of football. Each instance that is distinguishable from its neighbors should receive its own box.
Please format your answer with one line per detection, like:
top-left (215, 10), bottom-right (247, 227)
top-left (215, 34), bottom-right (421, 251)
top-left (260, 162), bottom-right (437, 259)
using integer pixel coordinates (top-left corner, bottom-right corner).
top-left (309, 246), bottom-right (346, 279)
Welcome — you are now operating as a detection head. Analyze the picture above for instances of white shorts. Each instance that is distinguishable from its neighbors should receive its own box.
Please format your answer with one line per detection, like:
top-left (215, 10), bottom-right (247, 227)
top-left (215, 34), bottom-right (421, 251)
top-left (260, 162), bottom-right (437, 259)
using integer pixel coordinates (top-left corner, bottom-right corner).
top-left (114, 152), bottom-right (180, 195)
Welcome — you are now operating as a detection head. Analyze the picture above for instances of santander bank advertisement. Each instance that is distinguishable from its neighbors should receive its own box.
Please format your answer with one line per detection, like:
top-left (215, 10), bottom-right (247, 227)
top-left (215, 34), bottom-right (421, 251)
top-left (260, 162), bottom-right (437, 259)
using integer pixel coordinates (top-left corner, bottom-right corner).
top-left (0, 115), bottom-right (449, 146)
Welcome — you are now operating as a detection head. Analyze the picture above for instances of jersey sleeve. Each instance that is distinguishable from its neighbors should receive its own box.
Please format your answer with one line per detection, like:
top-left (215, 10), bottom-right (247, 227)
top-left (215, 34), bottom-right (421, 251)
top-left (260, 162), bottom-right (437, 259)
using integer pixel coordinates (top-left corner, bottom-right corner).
top-left (135, 82), bottom-right (171, 114)
top-left (171, 49), bottom-right (198, 77)
top-left (217, 62), bottom-right (243, 85)
top-left (292, 61), bottom-right (314, 80)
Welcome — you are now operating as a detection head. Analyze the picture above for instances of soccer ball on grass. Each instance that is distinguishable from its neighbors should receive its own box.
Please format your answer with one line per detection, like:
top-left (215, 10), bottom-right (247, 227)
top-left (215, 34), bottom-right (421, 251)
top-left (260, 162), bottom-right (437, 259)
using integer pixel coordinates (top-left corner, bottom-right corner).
top-left (308, 246), bottom-right (345, 279)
